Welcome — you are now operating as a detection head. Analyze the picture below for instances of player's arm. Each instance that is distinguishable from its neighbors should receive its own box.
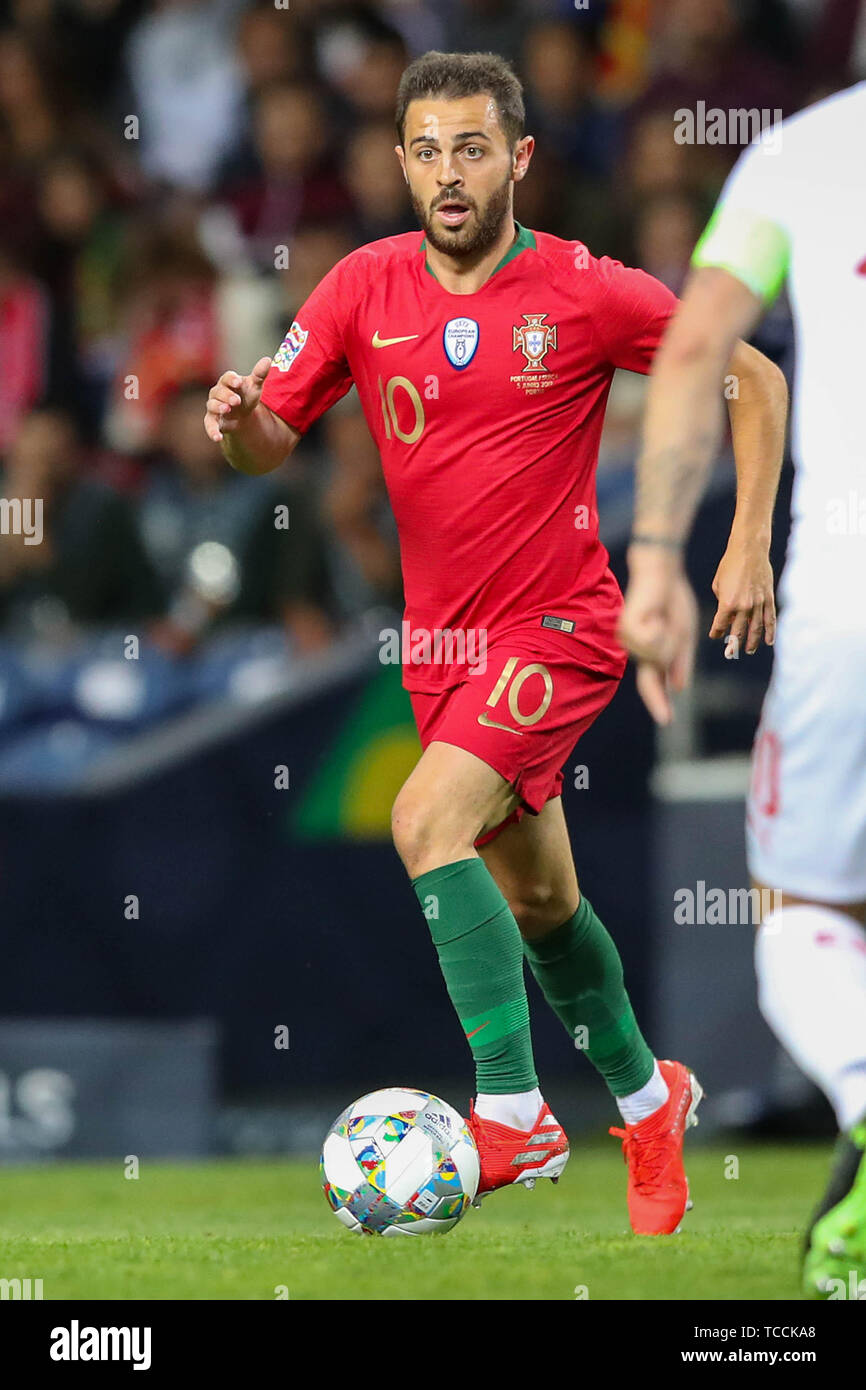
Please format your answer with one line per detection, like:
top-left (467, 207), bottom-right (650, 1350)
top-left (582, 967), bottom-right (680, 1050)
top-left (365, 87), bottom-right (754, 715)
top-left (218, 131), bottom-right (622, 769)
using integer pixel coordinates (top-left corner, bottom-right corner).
top-left (618, 172), bottom-right (792, 720)
top-left (621, 268), bottom-right (773, 722)
top-left (204, 356), bottom-right (301, 475)
top-left (205, 254), bottom-right (356, 475)
top-left (716, 330), bottom-right (788, 654)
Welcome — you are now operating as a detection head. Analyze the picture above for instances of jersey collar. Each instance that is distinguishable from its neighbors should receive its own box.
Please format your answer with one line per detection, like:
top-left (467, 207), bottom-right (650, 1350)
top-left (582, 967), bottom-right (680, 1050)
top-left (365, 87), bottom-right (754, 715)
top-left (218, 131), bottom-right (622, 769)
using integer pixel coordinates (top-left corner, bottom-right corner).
top-left (420, 221), bottom-right (535, 285)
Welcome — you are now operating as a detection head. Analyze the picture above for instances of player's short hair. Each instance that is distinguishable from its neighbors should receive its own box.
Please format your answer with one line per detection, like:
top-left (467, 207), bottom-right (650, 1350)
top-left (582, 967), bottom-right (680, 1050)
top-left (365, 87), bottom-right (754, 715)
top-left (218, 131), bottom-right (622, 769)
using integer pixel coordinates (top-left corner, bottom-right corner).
top-left (395, 51), bottom-right (525, 150)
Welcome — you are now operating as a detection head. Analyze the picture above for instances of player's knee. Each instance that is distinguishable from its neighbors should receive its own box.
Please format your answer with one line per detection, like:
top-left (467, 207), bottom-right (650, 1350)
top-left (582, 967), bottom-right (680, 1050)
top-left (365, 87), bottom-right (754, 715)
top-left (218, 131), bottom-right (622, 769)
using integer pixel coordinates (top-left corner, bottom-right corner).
top-left (391, 787), bottom-right (455, 874)
top-left (508, 883), bottom-right (576, 936)
top-left (391, 781), bottom-right (482, 876)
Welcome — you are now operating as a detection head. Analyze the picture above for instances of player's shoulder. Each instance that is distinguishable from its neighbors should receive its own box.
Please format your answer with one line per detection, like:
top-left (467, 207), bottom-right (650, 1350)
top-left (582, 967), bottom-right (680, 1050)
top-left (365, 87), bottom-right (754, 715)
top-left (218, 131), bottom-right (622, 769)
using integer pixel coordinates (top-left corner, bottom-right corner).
top-left (530, 228), bottom-right (642, 302)
top-left (327, 232), bottom-right (425, 287)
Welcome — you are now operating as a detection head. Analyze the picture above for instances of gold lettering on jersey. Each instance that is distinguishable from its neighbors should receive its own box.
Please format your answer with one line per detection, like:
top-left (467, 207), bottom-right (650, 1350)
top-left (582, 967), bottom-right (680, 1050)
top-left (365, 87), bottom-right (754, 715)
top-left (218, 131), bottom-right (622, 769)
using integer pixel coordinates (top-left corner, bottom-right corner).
top-left (378, 374), bottom-right (425, 444)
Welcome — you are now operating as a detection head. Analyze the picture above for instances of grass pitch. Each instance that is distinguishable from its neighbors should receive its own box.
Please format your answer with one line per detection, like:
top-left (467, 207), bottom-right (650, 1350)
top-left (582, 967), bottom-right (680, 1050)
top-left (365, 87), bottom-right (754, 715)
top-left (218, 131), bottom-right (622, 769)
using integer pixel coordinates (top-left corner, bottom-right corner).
top-left (0, 1142), bottom-right (828, 1300)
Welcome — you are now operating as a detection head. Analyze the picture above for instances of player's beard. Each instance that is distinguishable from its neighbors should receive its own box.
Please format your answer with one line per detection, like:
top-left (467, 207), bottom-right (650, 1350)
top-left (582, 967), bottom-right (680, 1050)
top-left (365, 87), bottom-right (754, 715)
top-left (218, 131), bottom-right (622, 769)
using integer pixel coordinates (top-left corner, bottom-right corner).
top-left (414, 173), bottom-right (513, 258)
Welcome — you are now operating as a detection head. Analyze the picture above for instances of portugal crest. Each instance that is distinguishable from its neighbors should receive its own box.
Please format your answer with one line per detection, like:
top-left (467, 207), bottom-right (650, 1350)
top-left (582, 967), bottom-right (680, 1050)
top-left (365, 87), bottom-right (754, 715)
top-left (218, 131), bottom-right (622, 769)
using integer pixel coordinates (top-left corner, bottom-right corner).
top-left (443, 317), bottom-right (479, 370)
top-left (512, 313), bottom-right (558, 372)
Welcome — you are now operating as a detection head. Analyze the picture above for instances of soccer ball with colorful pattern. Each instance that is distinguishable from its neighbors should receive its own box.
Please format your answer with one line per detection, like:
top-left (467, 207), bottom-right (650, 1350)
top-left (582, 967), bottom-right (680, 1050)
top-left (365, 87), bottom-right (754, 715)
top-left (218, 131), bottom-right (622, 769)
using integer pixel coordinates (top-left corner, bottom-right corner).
top-left (320, 1087), bottom-right (480, 1235)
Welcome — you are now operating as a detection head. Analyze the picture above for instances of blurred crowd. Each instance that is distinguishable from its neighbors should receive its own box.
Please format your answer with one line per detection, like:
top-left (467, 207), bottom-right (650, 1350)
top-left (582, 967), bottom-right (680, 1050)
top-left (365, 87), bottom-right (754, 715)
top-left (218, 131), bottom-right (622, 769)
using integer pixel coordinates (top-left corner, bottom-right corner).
top-left (0, 0), bottom-right (863, 661)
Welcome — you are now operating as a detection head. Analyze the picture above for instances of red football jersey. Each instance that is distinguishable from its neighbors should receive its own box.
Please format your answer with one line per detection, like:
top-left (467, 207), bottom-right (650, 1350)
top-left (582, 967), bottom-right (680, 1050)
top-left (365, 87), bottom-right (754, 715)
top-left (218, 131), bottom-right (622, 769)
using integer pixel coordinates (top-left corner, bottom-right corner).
top-left (260, 223), bottom-right (678, 692)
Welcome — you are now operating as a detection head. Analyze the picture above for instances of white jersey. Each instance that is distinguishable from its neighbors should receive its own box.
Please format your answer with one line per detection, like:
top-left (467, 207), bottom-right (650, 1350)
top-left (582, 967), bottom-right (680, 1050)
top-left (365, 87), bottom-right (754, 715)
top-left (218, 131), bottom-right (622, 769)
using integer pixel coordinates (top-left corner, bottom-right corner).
top-left (693, 82), bottom-right (866, 624)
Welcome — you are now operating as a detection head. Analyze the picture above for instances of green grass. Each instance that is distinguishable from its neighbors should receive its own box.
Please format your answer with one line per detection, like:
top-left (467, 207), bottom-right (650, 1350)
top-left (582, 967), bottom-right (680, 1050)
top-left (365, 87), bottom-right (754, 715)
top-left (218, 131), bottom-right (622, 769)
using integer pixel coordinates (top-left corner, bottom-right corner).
top-left (0, 1143), bottom-right (828, 1299)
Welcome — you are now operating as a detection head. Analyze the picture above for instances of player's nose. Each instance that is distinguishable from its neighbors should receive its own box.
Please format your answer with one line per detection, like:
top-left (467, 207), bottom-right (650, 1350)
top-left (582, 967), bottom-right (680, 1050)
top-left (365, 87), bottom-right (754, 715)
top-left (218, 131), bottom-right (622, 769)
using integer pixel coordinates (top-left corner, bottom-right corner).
top-left (437, 158), bottom-right (462, 187)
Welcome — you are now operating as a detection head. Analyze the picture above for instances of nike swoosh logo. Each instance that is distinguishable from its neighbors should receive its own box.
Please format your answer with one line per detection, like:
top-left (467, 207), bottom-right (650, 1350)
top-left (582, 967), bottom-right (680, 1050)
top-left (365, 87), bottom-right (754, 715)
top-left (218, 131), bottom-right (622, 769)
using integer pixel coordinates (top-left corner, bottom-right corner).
top-left (465, 1021), bottom-right (490, 1040)
top-left (372, 331), bottom-right (420, 348)
top-left (477, 711), bottom-right (524, 735)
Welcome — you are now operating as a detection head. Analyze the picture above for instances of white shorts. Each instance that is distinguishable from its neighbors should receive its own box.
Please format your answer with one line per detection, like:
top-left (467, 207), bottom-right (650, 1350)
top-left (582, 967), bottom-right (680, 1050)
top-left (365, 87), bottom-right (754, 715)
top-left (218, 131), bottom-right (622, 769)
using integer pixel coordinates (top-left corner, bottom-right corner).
top-left (746, 609), bottom-right (866, 901)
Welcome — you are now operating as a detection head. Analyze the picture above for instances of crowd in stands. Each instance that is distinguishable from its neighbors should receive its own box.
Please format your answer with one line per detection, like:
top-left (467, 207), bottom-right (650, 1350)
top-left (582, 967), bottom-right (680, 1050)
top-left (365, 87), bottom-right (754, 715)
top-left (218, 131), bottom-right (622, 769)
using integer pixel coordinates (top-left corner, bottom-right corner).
top-left (0, 0), bottom-right (862, 660)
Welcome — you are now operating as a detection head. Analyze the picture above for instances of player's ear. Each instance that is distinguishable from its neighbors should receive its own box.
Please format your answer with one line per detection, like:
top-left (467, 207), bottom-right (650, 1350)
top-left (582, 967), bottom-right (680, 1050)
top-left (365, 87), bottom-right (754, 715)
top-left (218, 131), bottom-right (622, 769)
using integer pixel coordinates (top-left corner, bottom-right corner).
top-left (512, 134), bottom-right (534, 181)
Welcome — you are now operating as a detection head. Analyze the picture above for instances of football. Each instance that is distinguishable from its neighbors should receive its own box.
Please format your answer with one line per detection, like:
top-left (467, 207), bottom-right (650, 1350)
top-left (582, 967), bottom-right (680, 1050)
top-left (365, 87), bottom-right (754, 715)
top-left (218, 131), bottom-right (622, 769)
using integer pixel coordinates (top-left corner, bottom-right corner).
top-left (320, 1087), bottom-right (480, 1235)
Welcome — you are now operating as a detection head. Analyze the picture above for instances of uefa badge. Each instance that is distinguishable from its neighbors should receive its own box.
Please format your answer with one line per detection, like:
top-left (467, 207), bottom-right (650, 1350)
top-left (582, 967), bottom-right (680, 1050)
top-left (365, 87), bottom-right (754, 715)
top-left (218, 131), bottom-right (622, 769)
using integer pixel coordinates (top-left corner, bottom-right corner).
top-left (443, 317), bottom-right (479, 370)
top-left (273, 320), bottom-right (309, 372)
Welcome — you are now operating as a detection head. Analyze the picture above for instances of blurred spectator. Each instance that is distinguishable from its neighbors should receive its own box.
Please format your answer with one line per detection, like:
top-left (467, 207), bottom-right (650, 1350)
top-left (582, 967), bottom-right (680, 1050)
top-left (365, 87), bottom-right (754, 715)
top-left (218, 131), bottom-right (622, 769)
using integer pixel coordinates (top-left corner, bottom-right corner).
top-left (32, 149), bottom-right (129, 437)
top-left (0, 26), bottom-right (69, 165)
top-left (314, 5), bottom-right (409, 125)
top-left (808, 0), bottom-right (866, 85)
top-left (323, 397), bottom-right (403, 616)
top-left (276, 223), bottom-right (355, 326)
top-left (344, 121), bottom-right (414, 242)
top-left (54, 0), bottom-right (148, 117)
top-left (624, 108), bottom-right (695, 200)
top-left (443, 0), bottom-right (530, 66)
top-left (124, 0), bottom-right (247, 193)
top-left (523, 20), bottom-right (623, 179)
top-left (235, 1), bottom-right (307, 92)
top-left (0, 407), bottom-right (162, 636)
top-left (632, 190), bottom-right (704, 293)
top-left (0, 0), bottom-right (847, 703)
top-left (0, 242), bottom-right (48, 455)
top-left (140, 382), bottom-right (337, 655)
top-left (219, 79), bottom-right (352, 272)
top-left (103, 220), bottom-right (219, 452)
top-left (639, 0), bottom-right (799, 133)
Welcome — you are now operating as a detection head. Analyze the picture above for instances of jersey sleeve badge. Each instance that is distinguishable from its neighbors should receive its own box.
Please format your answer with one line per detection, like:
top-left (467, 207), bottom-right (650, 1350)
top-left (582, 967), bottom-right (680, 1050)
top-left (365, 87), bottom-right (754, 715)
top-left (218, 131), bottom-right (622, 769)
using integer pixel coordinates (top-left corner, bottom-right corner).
top-left (273, 321), bottom-right (309, 372)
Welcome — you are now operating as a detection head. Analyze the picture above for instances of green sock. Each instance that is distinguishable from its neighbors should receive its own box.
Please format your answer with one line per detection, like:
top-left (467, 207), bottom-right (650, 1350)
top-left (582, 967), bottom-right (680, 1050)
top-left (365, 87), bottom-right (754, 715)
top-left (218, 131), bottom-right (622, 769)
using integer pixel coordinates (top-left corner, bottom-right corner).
top-left (523, 895), bottom-right (654, 1097)
top-left (412, 858), bottom-right (538, 1095)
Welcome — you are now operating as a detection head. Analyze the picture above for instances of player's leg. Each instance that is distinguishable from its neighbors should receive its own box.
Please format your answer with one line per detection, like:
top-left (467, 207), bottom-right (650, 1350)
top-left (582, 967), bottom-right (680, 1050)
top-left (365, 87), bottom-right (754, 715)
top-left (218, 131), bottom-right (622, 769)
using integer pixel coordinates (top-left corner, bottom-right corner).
top-left (481, 798), bottom-right (702, 1234)
top-left (392, 738), bottom-right (540, 1117)
top-left (480, 797), bottom-right (662, 1108)
top-left (752, 884), bottom-right (866, 1297)
top-left (391, 738), bottom-right (569, 1196)
top-left (747, 613), bottom-right (866, 1294)
top-left (396, 643), bottom-right (635, 1197)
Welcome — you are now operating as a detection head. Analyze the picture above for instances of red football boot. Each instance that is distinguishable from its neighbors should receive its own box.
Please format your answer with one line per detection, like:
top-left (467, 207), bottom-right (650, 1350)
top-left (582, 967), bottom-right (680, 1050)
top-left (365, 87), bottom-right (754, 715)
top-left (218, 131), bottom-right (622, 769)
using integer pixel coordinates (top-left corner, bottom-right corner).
top-left (609, 1059), bottom-right (703, 1235)
top-left (467, 1098), bottom-right (569, 1203)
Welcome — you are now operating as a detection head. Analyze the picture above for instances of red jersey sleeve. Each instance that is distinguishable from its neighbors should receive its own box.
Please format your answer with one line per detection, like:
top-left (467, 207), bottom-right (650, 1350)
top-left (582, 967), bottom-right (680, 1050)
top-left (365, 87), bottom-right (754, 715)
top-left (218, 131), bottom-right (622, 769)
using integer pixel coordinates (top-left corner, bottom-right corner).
top-left (259, 259), bottom-right (354, 434)
top-left (592, 257), bottom-right (678, 374)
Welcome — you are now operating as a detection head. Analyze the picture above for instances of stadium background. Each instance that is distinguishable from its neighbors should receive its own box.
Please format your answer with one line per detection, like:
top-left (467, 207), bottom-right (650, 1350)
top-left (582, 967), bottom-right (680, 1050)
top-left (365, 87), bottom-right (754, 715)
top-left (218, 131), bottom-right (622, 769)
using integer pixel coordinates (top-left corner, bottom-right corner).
top-left (0, 0), bottom-right (860, 1163)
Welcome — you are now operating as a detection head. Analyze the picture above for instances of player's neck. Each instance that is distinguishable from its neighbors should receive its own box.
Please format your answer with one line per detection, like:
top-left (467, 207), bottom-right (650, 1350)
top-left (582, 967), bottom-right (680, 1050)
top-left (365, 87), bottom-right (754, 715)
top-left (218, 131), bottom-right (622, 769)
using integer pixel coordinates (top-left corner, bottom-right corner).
top-left (424, 216), bottom-right (519, 295)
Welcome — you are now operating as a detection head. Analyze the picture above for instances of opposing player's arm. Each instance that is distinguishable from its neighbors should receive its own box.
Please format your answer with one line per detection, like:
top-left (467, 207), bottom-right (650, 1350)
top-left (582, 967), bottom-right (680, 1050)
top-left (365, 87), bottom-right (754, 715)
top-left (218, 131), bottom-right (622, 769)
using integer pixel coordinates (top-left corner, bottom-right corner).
top-left (611, 158), bottom-right (794, 717)
top-left (717, 328), bottom-right (788, 653)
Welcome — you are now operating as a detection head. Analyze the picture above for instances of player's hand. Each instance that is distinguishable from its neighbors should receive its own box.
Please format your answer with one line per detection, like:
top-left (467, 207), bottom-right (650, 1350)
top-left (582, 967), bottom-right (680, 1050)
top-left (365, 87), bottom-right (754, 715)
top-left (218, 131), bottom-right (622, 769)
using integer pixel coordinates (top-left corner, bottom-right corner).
top-left (618, 554), bottom-right (698, 725)
top-left (709, 538), bottom-right (775, 657)
top-left (203, 356), bottom-right (272, 443)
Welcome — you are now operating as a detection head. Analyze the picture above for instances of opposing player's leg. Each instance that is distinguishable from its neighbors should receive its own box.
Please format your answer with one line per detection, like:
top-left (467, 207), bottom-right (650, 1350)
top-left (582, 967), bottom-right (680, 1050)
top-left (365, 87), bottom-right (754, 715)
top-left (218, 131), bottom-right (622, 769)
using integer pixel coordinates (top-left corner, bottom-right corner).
top-left (752, 883), bottom-right (866, 1298)
top-left (391, 739), bottom-right (569, 1199)
top-left (748, 613), bottom-right (866, 1295)
top-left (480, 798), bottom-right (702, 1235)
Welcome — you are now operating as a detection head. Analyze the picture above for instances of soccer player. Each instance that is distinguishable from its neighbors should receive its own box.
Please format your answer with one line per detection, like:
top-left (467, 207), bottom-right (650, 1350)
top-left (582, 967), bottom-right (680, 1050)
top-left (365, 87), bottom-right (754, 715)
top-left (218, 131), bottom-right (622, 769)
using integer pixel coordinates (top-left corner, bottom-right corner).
top-left (204, 51), bottom-right (786, 1236)
top-left (619, 80), bottom-right (866, 1288)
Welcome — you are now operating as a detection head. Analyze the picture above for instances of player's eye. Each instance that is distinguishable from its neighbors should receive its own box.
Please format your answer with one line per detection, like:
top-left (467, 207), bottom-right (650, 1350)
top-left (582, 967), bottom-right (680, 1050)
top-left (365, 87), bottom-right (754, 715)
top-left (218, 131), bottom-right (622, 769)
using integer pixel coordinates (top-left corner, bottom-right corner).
top-left (464, 146), bottom-right (484, 158)
top-left (417, 148), bottom-right (436, 161)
